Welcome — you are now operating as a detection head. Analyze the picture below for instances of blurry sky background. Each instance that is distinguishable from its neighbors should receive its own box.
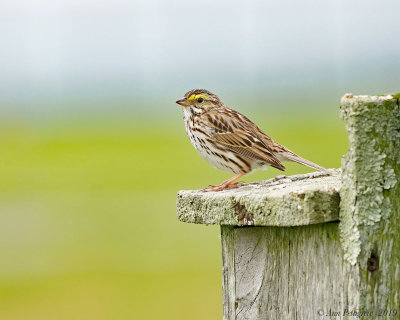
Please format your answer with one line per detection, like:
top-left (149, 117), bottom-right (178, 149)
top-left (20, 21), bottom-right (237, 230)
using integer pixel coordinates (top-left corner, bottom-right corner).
top-left (0, 1), bottom-right (399, 319)
top-left (1, 0), bottom-right (399, 117)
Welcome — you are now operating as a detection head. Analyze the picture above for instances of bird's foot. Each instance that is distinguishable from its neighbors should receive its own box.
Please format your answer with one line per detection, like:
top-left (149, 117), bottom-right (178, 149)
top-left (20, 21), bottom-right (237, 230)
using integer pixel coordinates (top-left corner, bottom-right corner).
top-left (203, 181), bottom-right (244, 192)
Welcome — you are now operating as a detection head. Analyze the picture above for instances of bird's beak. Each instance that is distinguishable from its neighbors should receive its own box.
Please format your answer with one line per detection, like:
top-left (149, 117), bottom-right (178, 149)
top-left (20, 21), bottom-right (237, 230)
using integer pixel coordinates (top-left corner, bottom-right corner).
top-left (176, 98), bottom-right (190, 107)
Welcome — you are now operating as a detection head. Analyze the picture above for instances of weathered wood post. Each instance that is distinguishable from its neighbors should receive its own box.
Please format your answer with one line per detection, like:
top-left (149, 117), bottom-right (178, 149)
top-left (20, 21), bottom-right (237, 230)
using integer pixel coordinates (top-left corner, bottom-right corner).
top-left (177, 94), bottom-right (400, 319)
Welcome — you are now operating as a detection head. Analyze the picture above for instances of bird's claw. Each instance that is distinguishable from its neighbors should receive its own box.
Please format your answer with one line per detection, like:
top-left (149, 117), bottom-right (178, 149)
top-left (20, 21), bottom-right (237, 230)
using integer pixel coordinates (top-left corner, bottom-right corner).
top-left (203, 181), bottom-right (244, 192)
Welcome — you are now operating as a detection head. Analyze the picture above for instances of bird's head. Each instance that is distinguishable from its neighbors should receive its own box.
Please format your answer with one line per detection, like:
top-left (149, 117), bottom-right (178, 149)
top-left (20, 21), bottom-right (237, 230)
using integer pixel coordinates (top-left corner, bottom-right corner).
top-left (176, 89), bottom-right (222, 112)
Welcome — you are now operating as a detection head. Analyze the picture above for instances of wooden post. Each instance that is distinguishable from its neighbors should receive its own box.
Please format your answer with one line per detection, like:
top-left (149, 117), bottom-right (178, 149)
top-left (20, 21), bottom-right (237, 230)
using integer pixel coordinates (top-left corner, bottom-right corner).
top-left (339, 94), bottom-right (400, 313)
top-left (176, 94), bottom-right (400, 319)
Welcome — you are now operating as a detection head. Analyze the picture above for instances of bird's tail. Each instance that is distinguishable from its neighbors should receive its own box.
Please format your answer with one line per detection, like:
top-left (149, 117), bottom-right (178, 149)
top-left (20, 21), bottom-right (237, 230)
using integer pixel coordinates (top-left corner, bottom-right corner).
top-left (281, 152), bottom-right (330, 174)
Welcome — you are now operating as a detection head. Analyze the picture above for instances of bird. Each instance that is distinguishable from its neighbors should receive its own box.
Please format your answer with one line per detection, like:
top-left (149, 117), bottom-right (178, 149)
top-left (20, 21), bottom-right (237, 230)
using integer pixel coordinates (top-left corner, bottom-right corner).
top-left (176, 89), bottom-right (329, 192)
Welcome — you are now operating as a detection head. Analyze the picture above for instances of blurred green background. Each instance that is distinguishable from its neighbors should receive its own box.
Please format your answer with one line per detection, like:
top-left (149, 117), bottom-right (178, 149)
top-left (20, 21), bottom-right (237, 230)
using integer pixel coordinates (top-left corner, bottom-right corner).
top-left (0, 110), bottom-right (346, 320)
top-left (1, 0), bottom-right (399, 319)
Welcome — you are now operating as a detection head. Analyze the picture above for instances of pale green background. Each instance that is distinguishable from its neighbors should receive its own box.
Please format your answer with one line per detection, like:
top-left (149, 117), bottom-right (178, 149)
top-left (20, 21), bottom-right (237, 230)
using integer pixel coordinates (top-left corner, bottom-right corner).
top-left (1, 0), bottom-right (399, 319)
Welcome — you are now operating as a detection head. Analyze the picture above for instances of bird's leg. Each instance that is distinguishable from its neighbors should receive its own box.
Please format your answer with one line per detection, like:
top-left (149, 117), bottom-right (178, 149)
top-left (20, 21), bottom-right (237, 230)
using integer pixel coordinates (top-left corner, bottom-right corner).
top-left (204, 172), bottom-right (246, 192)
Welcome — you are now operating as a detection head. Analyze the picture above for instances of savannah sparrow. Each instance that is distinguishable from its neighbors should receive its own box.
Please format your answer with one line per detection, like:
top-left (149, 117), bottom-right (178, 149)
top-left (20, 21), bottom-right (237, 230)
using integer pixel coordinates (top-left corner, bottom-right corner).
top-left (176, 89), bottom-right (329, 192)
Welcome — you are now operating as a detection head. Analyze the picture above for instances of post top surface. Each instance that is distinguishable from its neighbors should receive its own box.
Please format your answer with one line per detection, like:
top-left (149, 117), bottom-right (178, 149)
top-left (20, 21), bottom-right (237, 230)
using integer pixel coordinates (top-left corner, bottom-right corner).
top-left (177, 170), bottom-right (341, 226)
top-left (341, 93), bottom-right (399, 103)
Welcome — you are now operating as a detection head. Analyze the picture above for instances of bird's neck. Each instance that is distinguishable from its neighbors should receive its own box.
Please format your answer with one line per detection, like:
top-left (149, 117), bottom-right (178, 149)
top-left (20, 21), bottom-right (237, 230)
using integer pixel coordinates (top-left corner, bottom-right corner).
top-left (183, 106), bottom-right (203, 118)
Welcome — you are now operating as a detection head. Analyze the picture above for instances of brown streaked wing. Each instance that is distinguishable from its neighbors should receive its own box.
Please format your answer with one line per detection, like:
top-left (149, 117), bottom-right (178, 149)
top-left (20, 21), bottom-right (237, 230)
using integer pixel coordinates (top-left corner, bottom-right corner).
top-left (203, 108), bottom-right (285, 171)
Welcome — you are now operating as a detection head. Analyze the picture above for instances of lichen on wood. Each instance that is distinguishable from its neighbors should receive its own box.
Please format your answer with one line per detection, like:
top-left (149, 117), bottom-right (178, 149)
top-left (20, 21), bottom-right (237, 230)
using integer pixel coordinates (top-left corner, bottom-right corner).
top-left (340, 93), bottom-right (400, 311)
top-left (177, 170), bottom-right (341, 226)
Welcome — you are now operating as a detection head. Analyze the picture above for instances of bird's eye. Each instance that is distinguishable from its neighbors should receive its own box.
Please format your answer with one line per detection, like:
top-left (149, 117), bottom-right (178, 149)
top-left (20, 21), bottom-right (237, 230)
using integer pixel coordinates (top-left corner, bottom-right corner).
top-left (197, 97), bottom-right (204, 103)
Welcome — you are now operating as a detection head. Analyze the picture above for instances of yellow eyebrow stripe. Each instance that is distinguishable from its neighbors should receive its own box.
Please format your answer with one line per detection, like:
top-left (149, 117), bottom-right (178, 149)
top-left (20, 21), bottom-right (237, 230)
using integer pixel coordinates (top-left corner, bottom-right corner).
top-left (188, 94), bottom-right (206, 101)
